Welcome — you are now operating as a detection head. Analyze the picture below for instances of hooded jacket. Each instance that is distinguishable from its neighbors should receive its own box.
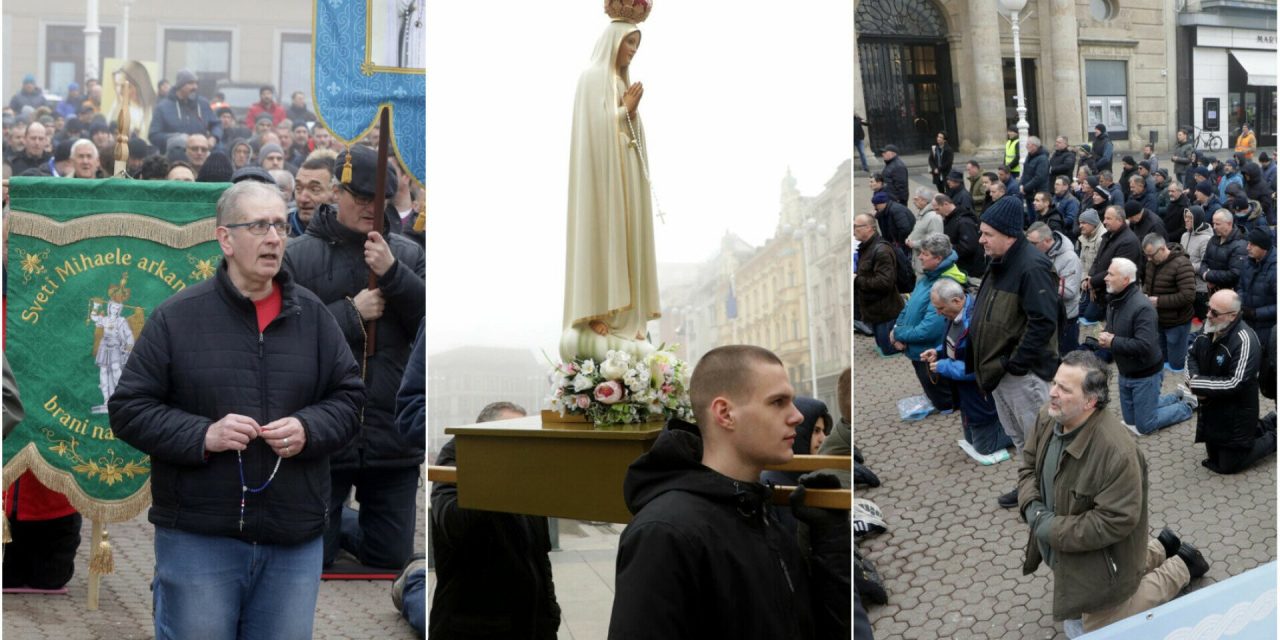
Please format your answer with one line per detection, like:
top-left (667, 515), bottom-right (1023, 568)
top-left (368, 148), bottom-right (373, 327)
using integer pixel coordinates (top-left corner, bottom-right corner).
top-left (430, 439), bottom-right (561, 639)
top-left (610, 420), bottom-right (816, 639)
top-left (109, 261), bottom-right (364, 545)
top-left (1181, 207), bottom-right (1213, 292)
top-left (894, 250), bottom-right (967, 359)
top-left (283, 204), bottom-right (426, 470)
top-left (1188, 317), bottom-right (1261, 448)
top-left (1163, 193), bottom-right (1190, 244)
top-left (1077, 216), bottom-right (1105, 278)
top-left (1142, 245), bottom-right (1197, 328)
top-left (1046, 232), bottom-right (1082, 320)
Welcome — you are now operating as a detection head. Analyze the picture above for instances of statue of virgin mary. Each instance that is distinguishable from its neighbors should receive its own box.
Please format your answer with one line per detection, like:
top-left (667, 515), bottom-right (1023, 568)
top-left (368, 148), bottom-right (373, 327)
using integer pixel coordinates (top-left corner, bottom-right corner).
top-left (560, 6), bottom-right (660, 362)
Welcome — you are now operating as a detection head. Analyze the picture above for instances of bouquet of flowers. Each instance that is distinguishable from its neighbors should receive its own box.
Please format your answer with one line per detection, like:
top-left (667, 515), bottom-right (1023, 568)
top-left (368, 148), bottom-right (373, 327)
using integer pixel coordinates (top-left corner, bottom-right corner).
top-left (548, 345), bottom-right (693, 426)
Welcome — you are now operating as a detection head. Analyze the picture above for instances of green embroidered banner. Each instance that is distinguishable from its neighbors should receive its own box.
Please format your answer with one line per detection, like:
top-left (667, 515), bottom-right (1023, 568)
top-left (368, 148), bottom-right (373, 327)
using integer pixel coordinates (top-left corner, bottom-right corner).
top-left (3, 177), bottom-right (227, 523)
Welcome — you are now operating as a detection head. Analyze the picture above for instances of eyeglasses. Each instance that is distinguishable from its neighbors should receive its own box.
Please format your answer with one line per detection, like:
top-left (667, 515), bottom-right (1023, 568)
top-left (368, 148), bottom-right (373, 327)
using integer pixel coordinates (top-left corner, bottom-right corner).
top-left (1207, 308), bottom-right (1237, 318)
top-left (224, 220), bottom-right (289, 236)
top-left (343, 186), bottom-right (375, 207)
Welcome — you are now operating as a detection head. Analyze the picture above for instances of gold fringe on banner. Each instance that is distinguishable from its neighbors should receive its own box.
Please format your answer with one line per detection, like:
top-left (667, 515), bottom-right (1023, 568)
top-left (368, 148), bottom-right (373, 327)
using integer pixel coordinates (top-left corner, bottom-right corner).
top-left (2, 443), bottom-right (152, 525)
top-left (89, 528), bottom-right (114, 575)
top-left (7, 211), bottom-right (216, 249)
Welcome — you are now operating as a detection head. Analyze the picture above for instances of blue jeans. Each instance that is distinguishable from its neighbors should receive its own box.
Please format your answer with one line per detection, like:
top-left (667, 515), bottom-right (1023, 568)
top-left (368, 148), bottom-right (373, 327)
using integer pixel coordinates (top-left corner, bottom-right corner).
top-left (855, 139), bottom-right (870, 172)
top-left (403, 569), bottom-right (426, 638)
top-left (1160, 322), bottom-right (1191, 371)
top-left (1118, 372), bottom-right (1192, 434)
top-left (153, 527), bottom-right (322, 640)
top-left (325, 466), bottom-right (420, 569)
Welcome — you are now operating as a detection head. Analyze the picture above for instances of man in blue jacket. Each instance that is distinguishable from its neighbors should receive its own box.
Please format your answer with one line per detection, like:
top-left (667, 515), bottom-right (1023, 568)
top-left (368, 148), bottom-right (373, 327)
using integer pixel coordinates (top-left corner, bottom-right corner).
top-left (891, 233), bottom-right (966, 414)
top-left (148, 69), bottom-right (220, 154)
top-left (1239, 228), bottom-right (1276, 357)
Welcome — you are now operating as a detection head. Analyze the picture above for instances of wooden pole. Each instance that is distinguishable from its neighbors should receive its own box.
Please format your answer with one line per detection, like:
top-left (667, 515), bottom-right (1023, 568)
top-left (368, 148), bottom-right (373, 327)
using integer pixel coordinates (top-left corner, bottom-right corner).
top-left (86, 519), bottom-right (103, 610)
top-left (365, 107), bottom-right (391, 351)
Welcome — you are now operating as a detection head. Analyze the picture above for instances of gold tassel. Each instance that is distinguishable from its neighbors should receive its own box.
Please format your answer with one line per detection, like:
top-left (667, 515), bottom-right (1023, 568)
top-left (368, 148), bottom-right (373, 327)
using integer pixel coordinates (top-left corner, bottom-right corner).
top-left (3, 510), bottom-right (11, 544)
top-left (89, 529), bottom-right (114, 575)
top-left (341, 153), bottom-right (353, 185)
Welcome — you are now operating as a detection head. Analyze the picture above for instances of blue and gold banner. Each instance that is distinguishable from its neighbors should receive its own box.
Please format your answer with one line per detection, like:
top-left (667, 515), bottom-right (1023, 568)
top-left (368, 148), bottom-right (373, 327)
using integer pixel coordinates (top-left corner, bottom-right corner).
top-left (313, 0), bottom-right (425, 186)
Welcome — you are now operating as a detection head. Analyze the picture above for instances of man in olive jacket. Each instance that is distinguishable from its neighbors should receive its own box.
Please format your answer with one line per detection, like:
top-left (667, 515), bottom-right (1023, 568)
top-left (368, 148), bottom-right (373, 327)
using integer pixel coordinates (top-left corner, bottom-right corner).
top-left (1019, 352), bottom-right (1207, 635)
top-left (971, 196), bottom-right (1058, 508)
top-left (284, 144), bottom-right (426, 570)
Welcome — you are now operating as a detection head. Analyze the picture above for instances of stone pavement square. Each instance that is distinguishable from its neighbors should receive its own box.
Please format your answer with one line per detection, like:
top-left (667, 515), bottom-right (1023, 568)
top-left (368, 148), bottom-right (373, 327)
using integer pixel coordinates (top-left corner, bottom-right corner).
top-left (853, 331), bottom-right (1276, 640)
top-left (2, 468), bottom-right (428, 640)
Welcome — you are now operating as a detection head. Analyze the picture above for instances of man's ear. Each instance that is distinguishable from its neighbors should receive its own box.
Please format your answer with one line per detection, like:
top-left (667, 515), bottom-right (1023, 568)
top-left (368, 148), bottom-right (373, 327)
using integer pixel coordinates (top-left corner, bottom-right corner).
top-left (709, 396), bottom-right (734, 433)
top-left (215, 226), bottom-right (234, 256)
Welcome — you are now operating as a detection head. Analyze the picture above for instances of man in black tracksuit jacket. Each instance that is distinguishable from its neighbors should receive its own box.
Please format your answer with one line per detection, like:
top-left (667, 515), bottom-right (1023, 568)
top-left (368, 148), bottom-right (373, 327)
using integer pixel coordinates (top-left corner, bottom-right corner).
top-left (284, 145), bottom-right (426, 570)
top-left (111, 181), bottom-right (364, 638)
top-left (1188, 290), bottom-right (1276, 474)
top-left (609, 346), bottom-right (850, 639)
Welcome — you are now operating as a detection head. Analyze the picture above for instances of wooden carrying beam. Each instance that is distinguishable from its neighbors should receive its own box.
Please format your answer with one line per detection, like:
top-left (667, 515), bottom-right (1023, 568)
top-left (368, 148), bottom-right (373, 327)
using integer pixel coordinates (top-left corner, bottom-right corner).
top-left (426, 465), bottom-right (851, 510)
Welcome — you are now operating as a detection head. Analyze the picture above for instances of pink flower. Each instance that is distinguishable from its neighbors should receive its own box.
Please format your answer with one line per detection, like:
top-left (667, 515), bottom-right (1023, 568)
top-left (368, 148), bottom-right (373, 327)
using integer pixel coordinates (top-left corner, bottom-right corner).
top-left (661, 384), bottom-right (675, 394)
top-left (594, 381), bottom-right (625, 405)
top-left (575, 395), bottom-right (591, 410)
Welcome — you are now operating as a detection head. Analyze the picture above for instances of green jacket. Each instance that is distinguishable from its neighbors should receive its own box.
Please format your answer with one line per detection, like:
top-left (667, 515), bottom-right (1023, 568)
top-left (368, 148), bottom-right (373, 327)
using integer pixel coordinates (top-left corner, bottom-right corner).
top-left (1018, 407), bottom-right (1149, 620)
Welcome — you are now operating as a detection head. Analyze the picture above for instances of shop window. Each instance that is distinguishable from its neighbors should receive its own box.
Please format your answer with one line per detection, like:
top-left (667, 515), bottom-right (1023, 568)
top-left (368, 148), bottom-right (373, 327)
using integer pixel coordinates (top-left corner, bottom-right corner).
top-left (163, 28), bottom-right (232, 100)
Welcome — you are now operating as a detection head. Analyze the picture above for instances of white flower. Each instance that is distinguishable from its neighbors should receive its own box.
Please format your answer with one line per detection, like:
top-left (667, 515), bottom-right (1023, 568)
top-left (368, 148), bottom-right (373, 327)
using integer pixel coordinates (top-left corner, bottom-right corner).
top-left (572, 373), bottom-right (594, 392)
top-left (579, 359), bottom-right (597, 375)
top-left (599, 355), bottom-right (631, 381)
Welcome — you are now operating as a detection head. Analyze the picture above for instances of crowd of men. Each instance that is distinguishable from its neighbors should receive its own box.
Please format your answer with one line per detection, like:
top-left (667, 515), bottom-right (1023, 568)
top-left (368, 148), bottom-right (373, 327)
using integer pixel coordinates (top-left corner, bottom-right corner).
top-left (3, 71), bottom-right (428, 637)
top-left (4, 72), bottom-right (423, 243)
top-left (855, 122), bottom-right (1276, 638)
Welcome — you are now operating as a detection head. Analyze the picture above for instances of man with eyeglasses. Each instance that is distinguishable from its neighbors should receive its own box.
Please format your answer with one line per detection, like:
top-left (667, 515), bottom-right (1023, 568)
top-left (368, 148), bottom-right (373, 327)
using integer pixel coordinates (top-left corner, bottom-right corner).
top-left (1187, 290), bottom-right (1276, 474)
top-left (284, 144), bottom-right (425, 571)
top-left (110, 180), bottom-right (365, 638)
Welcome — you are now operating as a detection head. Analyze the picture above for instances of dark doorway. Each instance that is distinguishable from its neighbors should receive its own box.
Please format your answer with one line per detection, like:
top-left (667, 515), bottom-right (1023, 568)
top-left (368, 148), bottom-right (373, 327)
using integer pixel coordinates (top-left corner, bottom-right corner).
top-left (1002, 58), bottom-right (1040, 139)
top-left (855, 0), bottom-right (957, 155)
top-left (1228, 54), bottom-right (1277, 149)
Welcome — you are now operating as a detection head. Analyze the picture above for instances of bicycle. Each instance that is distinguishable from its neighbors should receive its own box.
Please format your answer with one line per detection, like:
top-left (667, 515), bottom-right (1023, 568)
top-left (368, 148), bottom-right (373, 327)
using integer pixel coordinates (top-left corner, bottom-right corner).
top-left (1191, 125), bottom-right (1224, 152)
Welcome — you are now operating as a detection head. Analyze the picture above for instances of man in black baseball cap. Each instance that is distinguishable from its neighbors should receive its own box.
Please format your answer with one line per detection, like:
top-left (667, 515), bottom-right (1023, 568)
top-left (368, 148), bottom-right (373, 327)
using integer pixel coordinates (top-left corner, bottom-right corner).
top-left (283, 142), bottom-right (425, 572)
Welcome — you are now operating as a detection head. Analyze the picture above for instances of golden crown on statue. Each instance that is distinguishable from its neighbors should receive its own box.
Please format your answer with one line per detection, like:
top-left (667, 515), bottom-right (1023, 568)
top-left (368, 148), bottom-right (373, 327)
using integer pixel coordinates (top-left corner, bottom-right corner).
top-left (108, 272), bottom-right (132, 304)
top-left (604, 0), bottom-right (651, 23)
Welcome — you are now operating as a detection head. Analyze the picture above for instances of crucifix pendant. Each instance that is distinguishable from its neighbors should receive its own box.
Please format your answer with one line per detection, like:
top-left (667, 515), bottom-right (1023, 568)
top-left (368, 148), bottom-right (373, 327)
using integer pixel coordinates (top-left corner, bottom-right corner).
top-left (657, 209), bottom-right (667, 224)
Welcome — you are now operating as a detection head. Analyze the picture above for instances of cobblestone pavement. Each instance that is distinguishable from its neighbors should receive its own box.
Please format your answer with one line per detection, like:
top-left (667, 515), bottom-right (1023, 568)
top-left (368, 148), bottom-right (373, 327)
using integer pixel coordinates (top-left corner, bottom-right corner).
top-left (854, 162), bottom-right (1276, 639)
top-left (2, 470), bottom-right (427, 640)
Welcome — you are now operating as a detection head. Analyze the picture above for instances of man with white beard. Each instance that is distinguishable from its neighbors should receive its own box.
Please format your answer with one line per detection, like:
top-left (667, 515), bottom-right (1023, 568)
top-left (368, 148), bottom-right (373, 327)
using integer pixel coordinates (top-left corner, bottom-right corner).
top-left (1187, 290), bottom-right (1277, 474)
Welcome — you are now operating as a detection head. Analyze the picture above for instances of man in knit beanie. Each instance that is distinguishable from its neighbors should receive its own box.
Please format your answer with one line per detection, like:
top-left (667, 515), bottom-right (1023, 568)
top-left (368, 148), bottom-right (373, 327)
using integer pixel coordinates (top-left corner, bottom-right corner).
top-left (971, 195), bottom-right (1060, 509)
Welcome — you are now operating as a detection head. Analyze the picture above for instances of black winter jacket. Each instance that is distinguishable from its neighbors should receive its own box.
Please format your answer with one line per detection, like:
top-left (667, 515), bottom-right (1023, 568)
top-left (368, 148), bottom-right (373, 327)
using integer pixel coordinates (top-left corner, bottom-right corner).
top-left (609, 420), bottom-right (829, 640)
top-left (1202, 228), bottom-right (1248, 290)
top-left (971, 237), bottom-right (1060, 391)
top-left (110, 261), bottom-right (364, 545)
top-left (1240, 248), bottom-right (1277, 333)
top-left (284, 204), bottom-right (426, 470)
top-left (877, 201), bottom-right (915, 250)
top-left (943, 209), bottom-right (985, 277)
top-left (882, 156), bottom-right (909, 204)
top-left (1088, 226), bottom-right (1141, 303)
top-left (1105, 282), bottom-right (1163, 378)
top-left (1188, 318), bottom-right (1261, 448)
top-left (1021, 146), bottom-right (1050, 198)
top-left (1163, 194), bottom-right (1190, 244)
top-left (148, 88), bottom-right (221, 152)
top-left (1049, 148), bottom-right (1076, 180)
top-left (431, 439), bottom-right (560, 638)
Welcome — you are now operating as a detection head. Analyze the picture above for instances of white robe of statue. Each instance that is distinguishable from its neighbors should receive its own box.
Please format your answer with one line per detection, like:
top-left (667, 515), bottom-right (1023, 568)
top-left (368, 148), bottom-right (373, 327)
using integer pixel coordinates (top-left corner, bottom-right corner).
top-left (560, 20), bottom-right (660, 362)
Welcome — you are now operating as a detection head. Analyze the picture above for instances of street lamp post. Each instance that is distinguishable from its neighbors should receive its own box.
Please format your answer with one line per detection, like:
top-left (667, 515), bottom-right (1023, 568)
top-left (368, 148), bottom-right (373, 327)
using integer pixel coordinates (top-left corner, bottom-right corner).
top-left (999, 0), bottom-right (1030, 172)
top-left (119, 0), bottom-right (133, 61)
top-left (85, 0), bottom-right (101, 86)
top-left (793, 218), bottom-right (827, 397)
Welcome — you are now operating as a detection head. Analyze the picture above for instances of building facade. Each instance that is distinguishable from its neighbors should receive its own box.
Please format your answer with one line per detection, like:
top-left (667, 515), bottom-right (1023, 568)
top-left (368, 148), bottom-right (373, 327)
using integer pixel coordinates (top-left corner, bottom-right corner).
top-left (426, 346), bottom-right (549, 462)
top-left (1177, 0), bottom-right (1277, 151)
top-left (3, 1), bottom-right (313, 110)
top-left (855, 0), bottom-right (1179, 156)
top-left (657, 162), bottom-right (852, 412)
